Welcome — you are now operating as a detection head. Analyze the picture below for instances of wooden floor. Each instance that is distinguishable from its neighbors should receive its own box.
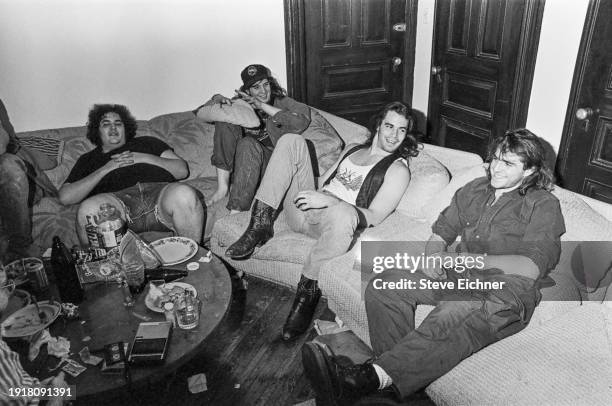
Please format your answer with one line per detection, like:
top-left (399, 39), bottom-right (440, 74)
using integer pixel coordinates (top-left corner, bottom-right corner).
top-left (79, 268), bottom-right (435, 406)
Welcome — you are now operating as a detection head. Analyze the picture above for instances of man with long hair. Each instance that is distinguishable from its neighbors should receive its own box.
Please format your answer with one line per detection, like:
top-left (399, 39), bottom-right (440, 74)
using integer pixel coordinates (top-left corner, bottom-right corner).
top-left (227, 102), bottom-right (420, 341)
top-left (197, 64), bottom-right (336, 213)
top-left (59, 104), bottom-right (205, 244)
top-left (302, 129), bottom-right (566, 404)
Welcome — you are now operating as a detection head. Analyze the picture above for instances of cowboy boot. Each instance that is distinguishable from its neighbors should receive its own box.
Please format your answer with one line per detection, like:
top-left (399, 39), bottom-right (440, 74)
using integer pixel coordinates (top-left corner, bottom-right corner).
top-left (282, 275), bottom-right (322, 341)
top-left (301, 341), bottom-right (381, 405)
top-left (225, 200), bottom-right (275, 260)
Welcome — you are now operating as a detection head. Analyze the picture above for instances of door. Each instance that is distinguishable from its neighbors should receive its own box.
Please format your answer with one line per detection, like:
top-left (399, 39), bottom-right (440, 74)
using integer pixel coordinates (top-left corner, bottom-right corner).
top-left (428, 0), bottom-right (541, 158)
top-left (285, 0), bottom-right (415, 127)
top-left (558, 0), bottom-right (612, 204)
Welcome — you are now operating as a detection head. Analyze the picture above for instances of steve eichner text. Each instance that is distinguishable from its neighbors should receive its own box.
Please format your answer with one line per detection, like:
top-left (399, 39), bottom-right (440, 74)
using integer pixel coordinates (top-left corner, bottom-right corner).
top-left (371, 277), bottom-right (506, 291)
top-left (372, 252), bottom-right (486, 274)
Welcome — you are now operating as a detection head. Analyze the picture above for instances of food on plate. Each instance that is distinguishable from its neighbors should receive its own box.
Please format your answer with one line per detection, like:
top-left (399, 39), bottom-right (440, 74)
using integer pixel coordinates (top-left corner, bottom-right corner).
top-left (147, 283), bottom-right (191, 309)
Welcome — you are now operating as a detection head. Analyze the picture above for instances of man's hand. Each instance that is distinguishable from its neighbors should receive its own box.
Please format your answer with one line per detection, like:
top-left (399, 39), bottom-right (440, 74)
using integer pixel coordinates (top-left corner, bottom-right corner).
top-left (109, 150), bottom-right (151, 167)
top-left (294, 191), bottom-right (339, 211)
top-left (419, 252), bottom-right (447, 280)
top-left (211, 93), bottom-right (233, 106)
top-left (235, 89), bottom-right (264, 110)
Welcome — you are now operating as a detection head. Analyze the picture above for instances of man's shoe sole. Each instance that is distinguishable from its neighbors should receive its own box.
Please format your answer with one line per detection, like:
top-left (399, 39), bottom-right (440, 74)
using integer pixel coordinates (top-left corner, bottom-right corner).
top-left (302, 342), bottom-right (340, 406)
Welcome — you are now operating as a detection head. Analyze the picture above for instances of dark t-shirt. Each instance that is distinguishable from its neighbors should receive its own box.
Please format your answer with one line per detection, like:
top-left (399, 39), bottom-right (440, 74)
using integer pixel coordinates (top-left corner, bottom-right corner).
top-left (65, 136), bottom-right (176, 197)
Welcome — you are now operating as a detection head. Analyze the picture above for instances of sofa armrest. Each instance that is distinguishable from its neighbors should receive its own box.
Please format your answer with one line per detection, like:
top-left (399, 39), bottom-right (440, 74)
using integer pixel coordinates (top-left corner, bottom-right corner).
top-left (315, 109), bottom-right (369, 146)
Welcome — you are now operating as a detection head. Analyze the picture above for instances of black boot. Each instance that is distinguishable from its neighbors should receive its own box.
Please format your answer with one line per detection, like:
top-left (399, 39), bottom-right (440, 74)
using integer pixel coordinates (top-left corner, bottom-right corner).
top-left (302, 341), bottom-right (380, 405)
top-left (282, 275), bottom-right (322, 341)
top-left (225, 200), bottom-right (275, 260)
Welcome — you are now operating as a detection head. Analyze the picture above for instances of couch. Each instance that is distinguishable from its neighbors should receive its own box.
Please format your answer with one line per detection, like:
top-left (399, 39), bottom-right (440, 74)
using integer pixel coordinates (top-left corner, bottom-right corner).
top-left (7, 107), bottom-right (346, 252)
top-left (210, 116), bottom-right (612, 404)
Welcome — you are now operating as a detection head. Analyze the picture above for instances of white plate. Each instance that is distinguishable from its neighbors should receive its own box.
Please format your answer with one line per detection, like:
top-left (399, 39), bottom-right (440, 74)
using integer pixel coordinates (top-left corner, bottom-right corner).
top-left (149, 237), bottom-right (198, 266)
top-left (144, 282), bottom-right (197, 313)
top-left (1, 301), bottom-right (61, 338)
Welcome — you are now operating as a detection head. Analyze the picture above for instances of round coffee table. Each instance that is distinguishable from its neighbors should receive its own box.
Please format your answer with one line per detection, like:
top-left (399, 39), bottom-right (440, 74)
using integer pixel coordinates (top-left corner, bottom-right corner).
top-left (53, 246), bottom-right (231, 401)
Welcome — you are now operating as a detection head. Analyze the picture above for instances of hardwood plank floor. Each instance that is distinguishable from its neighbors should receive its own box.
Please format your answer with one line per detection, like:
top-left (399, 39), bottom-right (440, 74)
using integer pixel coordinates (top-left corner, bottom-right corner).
top-left (78, 269), bottom-right (434, 406)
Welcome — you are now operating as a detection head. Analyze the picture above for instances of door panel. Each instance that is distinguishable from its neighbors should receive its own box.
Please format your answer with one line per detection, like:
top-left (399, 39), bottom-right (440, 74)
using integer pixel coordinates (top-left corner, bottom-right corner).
top-left (429, 0), bottom-right (528, 158)
top-left (304, 0), bottom-right (407, 126)
top-left (559, 0), bottom-right (612, 203)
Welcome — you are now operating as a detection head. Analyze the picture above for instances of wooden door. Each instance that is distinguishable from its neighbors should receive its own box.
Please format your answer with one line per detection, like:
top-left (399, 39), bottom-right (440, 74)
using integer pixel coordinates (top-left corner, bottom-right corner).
top-left (558, 0), bottom-right (612, 204)
top-left (285, 0), bottom-right (415, 127)
top-left (428, 0), bottom-right (542, 158)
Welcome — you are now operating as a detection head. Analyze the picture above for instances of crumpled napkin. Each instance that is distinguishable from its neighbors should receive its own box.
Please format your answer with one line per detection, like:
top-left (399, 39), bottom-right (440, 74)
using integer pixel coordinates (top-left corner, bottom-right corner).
top-left (29, 329), bottom-right (70, 360)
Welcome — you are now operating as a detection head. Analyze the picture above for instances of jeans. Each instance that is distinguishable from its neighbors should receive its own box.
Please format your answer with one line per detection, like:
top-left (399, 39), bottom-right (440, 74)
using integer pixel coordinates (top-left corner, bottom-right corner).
top-left (365, 269), bottom-right (540, 398)
top-left (112, 182), bottom-right (175, 233)
top-left (255, 133), bottom-right (360, 280)
top-left (211, 121), bottom-right (273, 211)
top-left (0, 153), bottom-right (37, 256)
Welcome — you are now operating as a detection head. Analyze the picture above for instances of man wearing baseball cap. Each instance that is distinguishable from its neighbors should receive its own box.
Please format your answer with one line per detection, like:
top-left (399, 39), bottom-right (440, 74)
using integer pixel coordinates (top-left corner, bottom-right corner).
top-left (195, 64), bottom-right (313, 214)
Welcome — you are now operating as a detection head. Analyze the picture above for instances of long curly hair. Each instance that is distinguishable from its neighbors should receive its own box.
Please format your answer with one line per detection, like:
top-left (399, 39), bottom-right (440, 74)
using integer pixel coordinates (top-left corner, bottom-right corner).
top-left (86, 104), bottom-right (138, 147)
top-left (240, 76), bottom-right (287, 101)
top-left (486, 128), bottom-right (554, 193)
top-left (367, 102), bottom-right (420, 160)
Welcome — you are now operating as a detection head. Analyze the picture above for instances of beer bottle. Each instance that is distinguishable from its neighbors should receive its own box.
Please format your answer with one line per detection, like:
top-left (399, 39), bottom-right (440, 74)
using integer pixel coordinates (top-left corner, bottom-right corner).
top-left (51, 236), bottom-right (84, 304)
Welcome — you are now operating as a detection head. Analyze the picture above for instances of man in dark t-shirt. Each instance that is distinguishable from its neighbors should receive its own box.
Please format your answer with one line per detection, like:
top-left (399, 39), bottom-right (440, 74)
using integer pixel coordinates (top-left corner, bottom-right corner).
top-left (59, 104), bottom-right (206, 245)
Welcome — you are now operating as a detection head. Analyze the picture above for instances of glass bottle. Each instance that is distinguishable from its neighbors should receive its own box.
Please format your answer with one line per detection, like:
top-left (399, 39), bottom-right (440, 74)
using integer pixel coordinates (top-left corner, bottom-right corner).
top-left (96, 203), bottom-right (125, 251)
top-left (50, 236), bottom-right (84, 304)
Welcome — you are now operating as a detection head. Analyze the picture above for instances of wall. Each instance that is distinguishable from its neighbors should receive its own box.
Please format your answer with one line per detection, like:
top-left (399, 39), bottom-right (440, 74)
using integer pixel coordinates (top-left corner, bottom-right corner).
top-left (0, 0), bottom-right (287, 131)
top-left (410, 0), bottom-right (589, 152)
top-left (525, 0), bottom-right (589, 151)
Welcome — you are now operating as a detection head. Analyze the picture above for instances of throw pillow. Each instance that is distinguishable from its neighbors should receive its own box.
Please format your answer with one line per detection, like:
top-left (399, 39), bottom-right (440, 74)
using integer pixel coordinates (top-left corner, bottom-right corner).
top-left (302, 108), bottom-right (344, 176)
top-left (18, 136), bottom-right (65, 170)
top-left (195, 99), bottom-right (259, 128)
top-left (395, 150), bottom-right (450, 218)
top-left (421, 163), bottom-right (488, 225)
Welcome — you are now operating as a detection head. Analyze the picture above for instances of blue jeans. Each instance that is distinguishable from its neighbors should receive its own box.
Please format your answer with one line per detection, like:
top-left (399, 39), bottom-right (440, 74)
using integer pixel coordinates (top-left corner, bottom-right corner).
top-left (255, 133), bottom-right (360, 279)
top-left (0, 153), bottom-right (38, 257)
top-left (365, 269), bottom-right (540, 398)
top-left (112, 182), bottom-right (175, 233)
top-left (211, 121), bottom-right (273, 211)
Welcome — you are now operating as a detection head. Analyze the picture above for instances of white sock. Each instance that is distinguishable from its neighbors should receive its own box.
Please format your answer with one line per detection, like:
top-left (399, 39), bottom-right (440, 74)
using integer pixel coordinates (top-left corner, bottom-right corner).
top-left (372, 363), bottom-right (392, 390)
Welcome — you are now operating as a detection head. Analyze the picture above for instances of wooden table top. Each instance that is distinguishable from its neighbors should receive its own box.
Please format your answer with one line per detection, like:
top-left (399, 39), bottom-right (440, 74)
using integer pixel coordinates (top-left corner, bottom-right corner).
top-left (9, 246), bottom-right (232, 401)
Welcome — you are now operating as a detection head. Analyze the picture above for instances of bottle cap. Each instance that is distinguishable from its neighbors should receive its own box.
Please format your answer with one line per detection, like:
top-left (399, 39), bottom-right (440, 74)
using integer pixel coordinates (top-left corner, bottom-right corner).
top-left (187, 262), bottom-right (199, 271)
top-left (163, 302), bottom-right (174, 311)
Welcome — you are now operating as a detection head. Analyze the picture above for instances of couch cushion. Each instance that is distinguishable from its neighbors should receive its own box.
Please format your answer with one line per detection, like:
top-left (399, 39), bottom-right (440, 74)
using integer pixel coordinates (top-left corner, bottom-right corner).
top-left (17, 136), bottom-right (64, 169)
top-left (426, 303), bottom-right (612, 406)
top-left (421, 163), bottom-right (487, 225)
top-left (395, 151), bottom-right (450, 218)
top-left (303, 109), bottom-right (344, 176)
top-left (32, 197), bottom-right (80, 249)
top-left (147, 111), bottom-right (216, 179)
top-left (212, 211), bottom-right (316, 265)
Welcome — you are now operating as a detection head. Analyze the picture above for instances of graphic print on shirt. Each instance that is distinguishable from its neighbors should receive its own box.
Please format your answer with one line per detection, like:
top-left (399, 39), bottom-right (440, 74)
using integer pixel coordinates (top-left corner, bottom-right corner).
top-left (334, 167), bottom-right (364, 191)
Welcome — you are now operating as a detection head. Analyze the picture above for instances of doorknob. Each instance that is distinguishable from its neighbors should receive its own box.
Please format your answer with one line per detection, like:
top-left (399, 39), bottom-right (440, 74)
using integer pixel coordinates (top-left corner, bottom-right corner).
top-left (575, 107), bottom-right (598, 120)
top-left (391, 57), bottom-right (402, 72)
top-left (575, 107), bottom-right (599, 132)
top-left (431, 66), bottom-right (443, 75)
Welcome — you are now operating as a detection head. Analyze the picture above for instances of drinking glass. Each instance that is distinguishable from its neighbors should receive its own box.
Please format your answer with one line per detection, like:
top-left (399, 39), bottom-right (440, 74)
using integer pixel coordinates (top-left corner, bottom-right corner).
top-left (174, 293), bottom-right (200, 330)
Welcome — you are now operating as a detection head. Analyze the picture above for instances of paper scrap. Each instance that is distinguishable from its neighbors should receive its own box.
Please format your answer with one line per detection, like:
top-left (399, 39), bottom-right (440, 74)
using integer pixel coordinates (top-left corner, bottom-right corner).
top-left (61, 359), bottom-right (86, 377)
top-left (199, 251), bottom-right (212, 263)
top-left (188, 373), bottom-right (207, 393)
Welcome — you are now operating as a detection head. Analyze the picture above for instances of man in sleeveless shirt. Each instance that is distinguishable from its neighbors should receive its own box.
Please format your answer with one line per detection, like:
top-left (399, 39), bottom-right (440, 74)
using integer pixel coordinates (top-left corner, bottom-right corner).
top-left (302, 129), bottom-right (565, 404)
top-left (226, 102), bottom-right (420, 341)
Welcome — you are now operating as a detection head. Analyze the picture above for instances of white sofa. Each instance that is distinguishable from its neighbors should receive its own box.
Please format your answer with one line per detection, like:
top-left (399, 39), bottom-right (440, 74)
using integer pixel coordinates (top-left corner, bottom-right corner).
top-left (211, 112), bottom-right (612, 405)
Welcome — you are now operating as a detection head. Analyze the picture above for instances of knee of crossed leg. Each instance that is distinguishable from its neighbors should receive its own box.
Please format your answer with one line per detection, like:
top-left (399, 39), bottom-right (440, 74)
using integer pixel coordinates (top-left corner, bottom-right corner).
top-left (0, 154), bottom-right (27, 185)
top-left (326, 201), bottom-right (359, 232)
top-left (275, 132), bottom-right (304, 151)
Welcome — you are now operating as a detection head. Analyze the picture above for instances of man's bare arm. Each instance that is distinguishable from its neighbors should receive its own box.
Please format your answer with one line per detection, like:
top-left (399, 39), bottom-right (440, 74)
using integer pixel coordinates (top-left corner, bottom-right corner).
top-left (357, 160), bottom-right (411, 226)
